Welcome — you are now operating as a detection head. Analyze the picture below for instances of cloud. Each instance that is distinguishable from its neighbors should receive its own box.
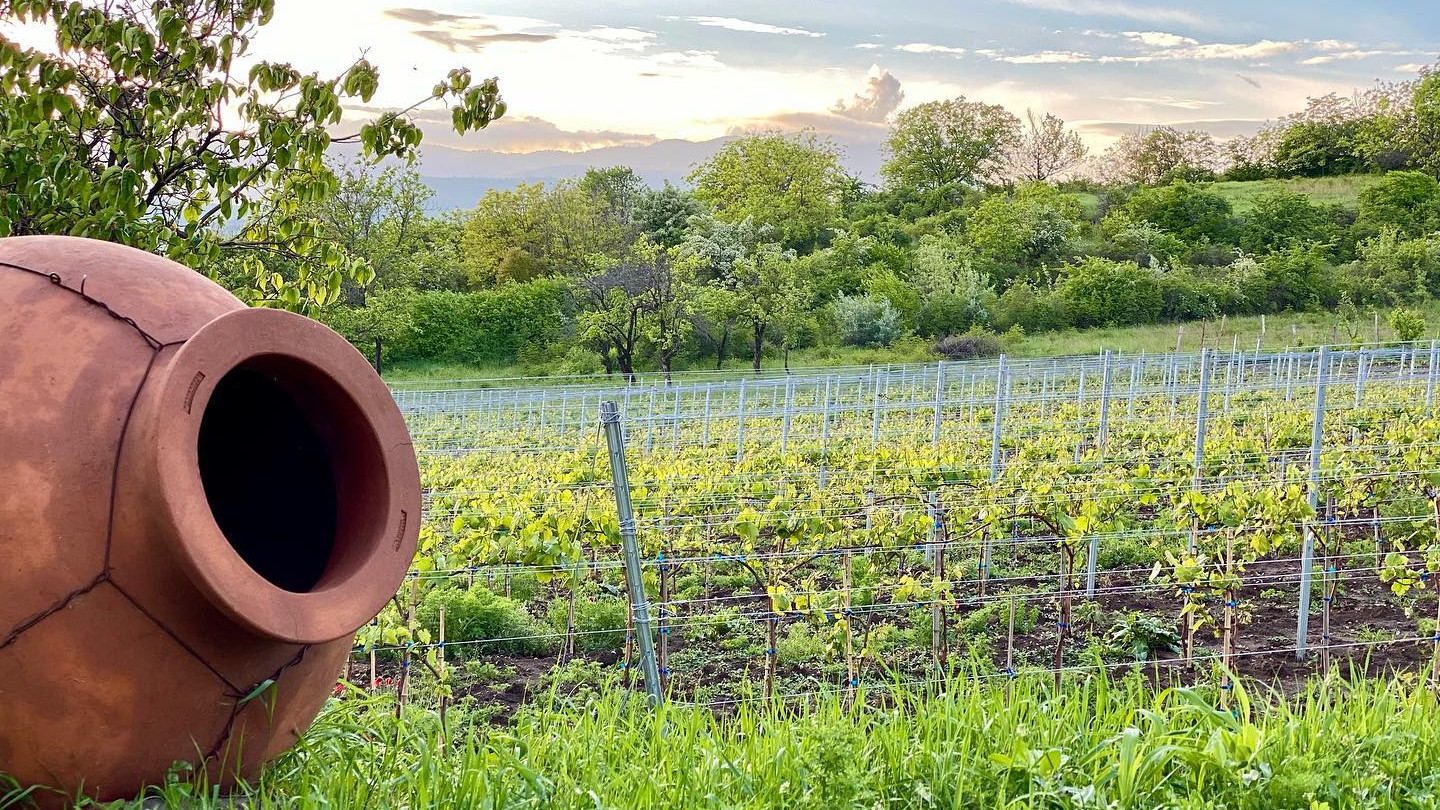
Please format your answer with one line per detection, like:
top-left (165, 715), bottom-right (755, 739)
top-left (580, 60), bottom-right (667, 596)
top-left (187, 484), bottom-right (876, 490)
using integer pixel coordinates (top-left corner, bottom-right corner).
top-left (854, 43), bottom-right (884, 50)
top-left (672, 16), bottom-right (824, 37)
top-left (1300, 49), bottom-right (1421, 65)
top-left (1001, 0), bottom-right (1206, 28)
top-left (1075, 118), bottom-right (1269, 139)
top-left (1236, 74), bottom-right (1263, 89)
top-left (998, 50), bottom-right (1095, 63)
top-left (1109, 95), bottom-right (1224, 110)
top-left (1121, 30), bottom-right (1198, 47)
top-left (412, 30), bottom-right (555, 51)
top-left (830, 66), bottom-right (904, 121)
top-left (896, 43), bottom-right (967, 55)
top-left (1395, 62), bottom-right (1430, 74)
top-left (382, 8), bottom-right (661, 54)
top-left (1093, 38), bottom-right (1303, 63)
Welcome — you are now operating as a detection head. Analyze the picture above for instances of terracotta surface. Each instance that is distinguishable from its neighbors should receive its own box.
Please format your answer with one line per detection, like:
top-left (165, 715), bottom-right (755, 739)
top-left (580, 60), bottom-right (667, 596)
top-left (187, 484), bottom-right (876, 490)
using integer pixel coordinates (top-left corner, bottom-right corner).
top-left (0, 236), bottom-right (420, 807)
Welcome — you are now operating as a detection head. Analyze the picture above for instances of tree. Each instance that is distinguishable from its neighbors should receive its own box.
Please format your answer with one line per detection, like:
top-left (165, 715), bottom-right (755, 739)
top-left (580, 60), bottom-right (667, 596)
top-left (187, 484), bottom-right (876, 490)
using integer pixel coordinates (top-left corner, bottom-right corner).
top-left (1406, 66), bottom-right (1440, 176)
top-left (1008, 110), bottom-right (1088, 182)
top-left (1099, 127), bottom-right (1220, 186)
top-left (881, 98), bottom-right (1020, 203)
top-left (635, 182), bottom-right (704, 248)
top-left (0, 0), bottom-right (503, 310)
top-left (724, 241), bottom-right (805, 372)
top-left (910, 233), bottom-right (990, 335)
top-left (312, 160), bottom-right (466, 304)
top-left (575, 238), bottom-right (671, 379)
top-left (459, 180), bottom-right (626, 286)
top-left (578, 166), bottom-right (646, 233)
top-left (688, 131), bottom-right (848, 252)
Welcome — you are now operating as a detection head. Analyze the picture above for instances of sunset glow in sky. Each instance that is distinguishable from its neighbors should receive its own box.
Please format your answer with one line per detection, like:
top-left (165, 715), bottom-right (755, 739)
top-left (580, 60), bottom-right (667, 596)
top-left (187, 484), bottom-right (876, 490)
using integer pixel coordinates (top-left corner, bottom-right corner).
top-left (7, 0), bottom-right (1438, 159)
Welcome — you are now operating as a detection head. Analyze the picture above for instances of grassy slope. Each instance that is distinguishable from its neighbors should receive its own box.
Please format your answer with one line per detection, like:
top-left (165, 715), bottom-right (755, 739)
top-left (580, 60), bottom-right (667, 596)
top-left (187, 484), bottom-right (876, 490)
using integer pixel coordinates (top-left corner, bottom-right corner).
top-left (1209, 174), bottom-right (1381, 213)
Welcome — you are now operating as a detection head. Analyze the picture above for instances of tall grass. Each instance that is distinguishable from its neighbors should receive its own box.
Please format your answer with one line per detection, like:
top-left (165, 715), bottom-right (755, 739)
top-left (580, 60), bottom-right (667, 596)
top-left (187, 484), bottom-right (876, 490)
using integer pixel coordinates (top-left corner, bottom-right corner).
top-left (62, 669), bottom-right (1440, 810)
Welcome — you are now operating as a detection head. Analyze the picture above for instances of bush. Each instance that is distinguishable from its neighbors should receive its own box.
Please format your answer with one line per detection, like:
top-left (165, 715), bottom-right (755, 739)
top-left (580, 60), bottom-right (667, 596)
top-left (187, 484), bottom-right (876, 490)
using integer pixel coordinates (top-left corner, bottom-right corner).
top-left (1156, 265), bottom-right (1248, 320)
top-left (1390, 307), bottom-right (1427, 342)
top-left (830, 293), bottom-right (903, 347)
top-left (1057, 257), bottom-right (1162, 327)
top-left (1099, 213), bottom-right (1188, 266)
top-left (1240, 242), bottom-right (1334, 312)
top-left (935, 330), bottom-right (1002, 360)
top-left (1357, 171), bottom-right (1440, 238)
top-left (318, 278), bottom-right (572, 365)
top-left (1119, 181), bottom-right (1236, 245)
top-left (1352, 230), bottom-right (1440, 304)
top-left (1240, 189), bottom-right (1329, 253)
top-left (547, 595), bottom-right (628, 652)
top-left (416, 585), bottom-right (554, 658)
top-left (991, 280), bottom-right (1074, 333)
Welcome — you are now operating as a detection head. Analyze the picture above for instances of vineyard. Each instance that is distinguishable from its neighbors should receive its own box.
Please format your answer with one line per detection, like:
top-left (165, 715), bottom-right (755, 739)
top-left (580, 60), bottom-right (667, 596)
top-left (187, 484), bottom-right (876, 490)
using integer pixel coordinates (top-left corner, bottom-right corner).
top-left (346, 343), bottom-right (1440, 724)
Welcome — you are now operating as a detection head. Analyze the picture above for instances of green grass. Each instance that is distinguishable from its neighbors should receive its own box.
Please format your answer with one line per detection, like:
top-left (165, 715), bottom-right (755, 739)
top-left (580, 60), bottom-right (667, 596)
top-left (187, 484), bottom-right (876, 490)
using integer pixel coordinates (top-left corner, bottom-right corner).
top-left (62, 672), bottom-right (1440, 809)
top-left (384, 301), bottom-right (1440, 386)
top-left (1208, 174), bottom-right (1382, 213)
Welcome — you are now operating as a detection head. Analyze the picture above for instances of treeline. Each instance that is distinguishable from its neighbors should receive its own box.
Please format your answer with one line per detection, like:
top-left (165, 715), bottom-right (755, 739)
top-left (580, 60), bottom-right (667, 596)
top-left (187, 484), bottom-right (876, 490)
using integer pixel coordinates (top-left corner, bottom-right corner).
top-left (314, 63), bottom-right (1440, 375)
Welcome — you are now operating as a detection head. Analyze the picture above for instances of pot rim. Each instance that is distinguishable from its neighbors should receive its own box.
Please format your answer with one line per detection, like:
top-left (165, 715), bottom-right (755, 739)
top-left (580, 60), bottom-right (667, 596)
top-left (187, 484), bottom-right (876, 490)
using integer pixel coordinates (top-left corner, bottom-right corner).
top-left (150, 307), bottom-right (419, 644)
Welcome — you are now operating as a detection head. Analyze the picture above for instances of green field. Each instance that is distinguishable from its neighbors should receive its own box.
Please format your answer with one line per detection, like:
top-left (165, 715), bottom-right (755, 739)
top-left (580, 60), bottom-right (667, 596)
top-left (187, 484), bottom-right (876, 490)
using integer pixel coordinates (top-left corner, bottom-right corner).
top-left (1209, 175), bottom-right (1382, 213)
top-left (383, 300), bottom-right (1440, 385)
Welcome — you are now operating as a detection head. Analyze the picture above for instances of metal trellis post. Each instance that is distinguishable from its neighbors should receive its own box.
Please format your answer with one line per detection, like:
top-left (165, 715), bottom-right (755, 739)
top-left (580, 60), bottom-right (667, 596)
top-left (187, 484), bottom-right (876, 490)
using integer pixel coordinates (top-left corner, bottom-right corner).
top-left (600, 401), bottom-right (663, 705)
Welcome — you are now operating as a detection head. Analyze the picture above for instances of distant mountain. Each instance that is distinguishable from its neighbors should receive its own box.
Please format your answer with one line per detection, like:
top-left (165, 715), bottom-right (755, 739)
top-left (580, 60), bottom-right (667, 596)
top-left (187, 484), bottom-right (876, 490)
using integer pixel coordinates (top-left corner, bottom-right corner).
top-left (405, 135), bottom-right (885, 211)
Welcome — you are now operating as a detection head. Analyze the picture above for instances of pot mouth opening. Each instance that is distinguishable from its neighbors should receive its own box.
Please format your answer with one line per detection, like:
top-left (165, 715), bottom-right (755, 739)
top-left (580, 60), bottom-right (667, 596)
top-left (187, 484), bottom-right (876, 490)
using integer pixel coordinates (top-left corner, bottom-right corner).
top-left (198, 361), bottom-right (340, 593)
top-left (194, 353), bottom-right (389, 597)
top-left (154, 308), bottom-right (419, 644)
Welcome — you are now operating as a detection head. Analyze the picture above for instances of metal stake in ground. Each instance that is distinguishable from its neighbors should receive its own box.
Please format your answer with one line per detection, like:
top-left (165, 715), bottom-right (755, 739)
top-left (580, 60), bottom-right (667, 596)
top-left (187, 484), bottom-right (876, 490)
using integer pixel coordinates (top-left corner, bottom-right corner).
top-left (600, 400), bottom-right (664, 705)
top-left (1297, 345), bottom-right (1330, 661)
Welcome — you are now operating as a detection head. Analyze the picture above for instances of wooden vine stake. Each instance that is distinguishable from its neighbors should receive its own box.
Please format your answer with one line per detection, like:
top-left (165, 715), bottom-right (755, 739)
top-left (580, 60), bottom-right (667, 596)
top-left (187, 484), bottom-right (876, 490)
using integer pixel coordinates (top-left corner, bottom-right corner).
top-left (1004, 593), bottom-right (1016, 707)
top-left (658, 547), bottom-right (671, 693)
top-left (1431, 496), bottom-right (1440, 691)
top-left (395, 578), bottom-right (417, 721)
top-left (843, 551), bottom-right (855, 702)
top-left (438, 605), bottom-right (448, 747)
top-left (1221, 529), bottom-right (1236, 709)
top-left (369, 648), bottom-right (378, 692)
top-left (764, 535), bottom-right (781, 700)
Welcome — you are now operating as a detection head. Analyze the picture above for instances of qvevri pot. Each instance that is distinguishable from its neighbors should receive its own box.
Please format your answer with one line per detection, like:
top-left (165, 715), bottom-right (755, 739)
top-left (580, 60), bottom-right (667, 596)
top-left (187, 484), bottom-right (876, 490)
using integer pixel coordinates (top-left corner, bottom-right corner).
top-left (0, 236), bottom-right (420, 806)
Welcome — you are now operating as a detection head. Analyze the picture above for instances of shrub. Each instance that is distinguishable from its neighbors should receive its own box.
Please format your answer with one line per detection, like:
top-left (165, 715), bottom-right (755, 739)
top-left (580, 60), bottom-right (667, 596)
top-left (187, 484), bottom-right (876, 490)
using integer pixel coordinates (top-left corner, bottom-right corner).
top-left (1057, 257), bottom-right (1162, 327)
top-left (1239, 189), bottom-right (1329, 253)
top-left (1240, 242), bottom-right (1334, 312)
top-left (1353, 229), bottom-right (1440, 303)
top-left (1119, 181), bottom-right (1237, 245)
top-left (1390, 307), bottom-right (1427, 342)
top-left (1357, 171), bottom-right (1440, 238)
top-left (1099, 213), bottom-right (1188, 266)
top-left (416, 585), bottom-right (554, 658)
top-left (991, 280), bottom-right (1074, 333)
top-left (1155, 265), bottom-right (1248, 320)
top-left (830, 293), bottom-right (903, 347)
top-left (318, 278), bottom-right (571, 365)
top-left (547, 595), bottom-right (628, 652)
top-left (935, 330), bottom-right (1002, 360)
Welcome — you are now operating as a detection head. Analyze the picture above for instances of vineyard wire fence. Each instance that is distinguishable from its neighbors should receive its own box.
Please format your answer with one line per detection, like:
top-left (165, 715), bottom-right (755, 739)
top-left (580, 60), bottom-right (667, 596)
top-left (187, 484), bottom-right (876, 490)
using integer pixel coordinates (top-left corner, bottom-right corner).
top-left (350, 342), bottom-right (1440, 710)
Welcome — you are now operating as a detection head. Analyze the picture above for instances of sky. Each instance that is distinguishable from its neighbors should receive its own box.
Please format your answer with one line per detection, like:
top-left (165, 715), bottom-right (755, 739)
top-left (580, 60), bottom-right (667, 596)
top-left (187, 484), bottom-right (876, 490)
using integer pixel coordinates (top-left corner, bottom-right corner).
top-left (4, 0), bottom-right (1438, 183)
top-left (236, 0), bottom-right (1440, 156)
